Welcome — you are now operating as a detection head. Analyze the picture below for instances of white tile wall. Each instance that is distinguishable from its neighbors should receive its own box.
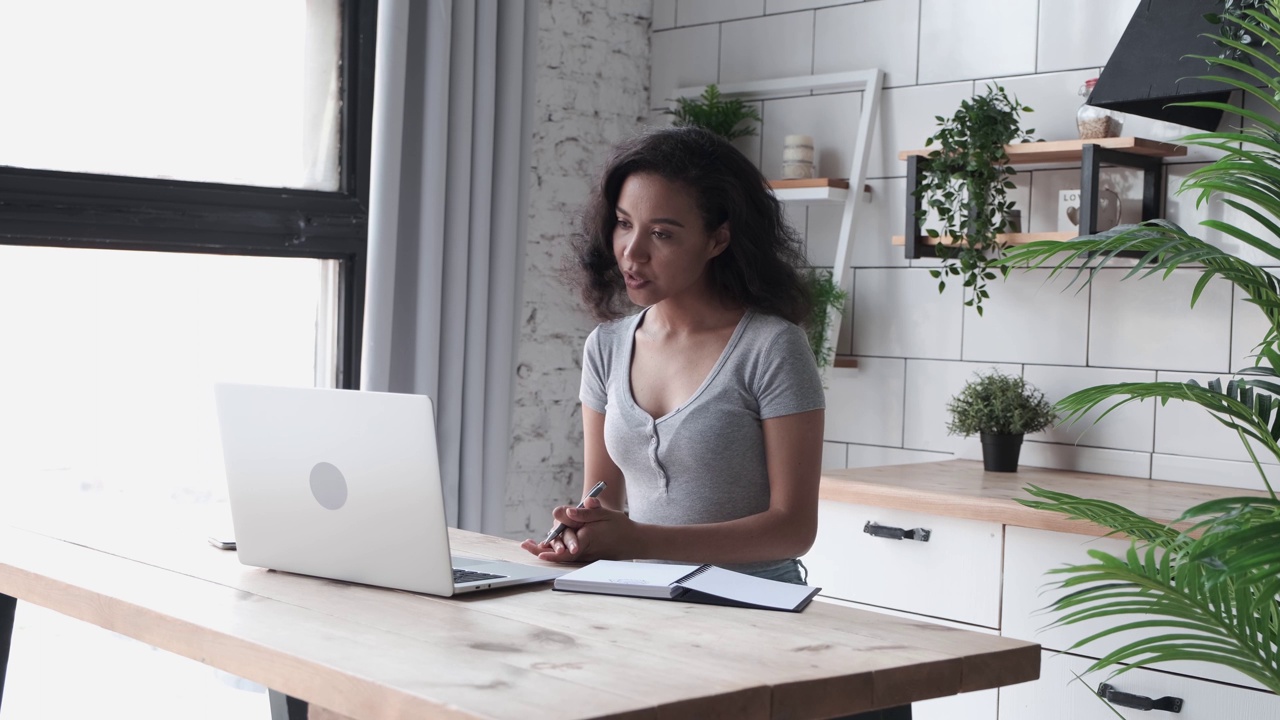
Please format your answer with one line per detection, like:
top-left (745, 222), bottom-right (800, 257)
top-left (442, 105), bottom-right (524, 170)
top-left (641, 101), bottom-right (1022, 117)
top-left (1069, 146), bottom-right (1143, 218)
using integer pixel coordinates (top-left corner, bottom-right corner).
top-left (1232, 282), bottom-right (1274, 372)
top-left (1022, 364), bottom-right (1156, 452)
top-left (731, 101), bottom-right (764, 166)
top-left (1088, 268), bottom-right (1233, 373)
top-left (822, 440), bottom-right (847, 469)
top-left (836, 268), bottom-right (854, 355)
top-left (1153, 370), bottom-right (1279, 465)
top-left (1028, 166), bottom-right (1146, 237)
top-left (1163, 162), bottom-right (1226, 246)
top-left (902, 359), bottom-right (1020, 453)
top-left (1151, 453), bottom-right (1276, 493)
top-left (1119, 110), bottom-right (1231, 164)
top-left (813, 1), bottom-right (920, 88)
top-left (986, 69), bottom-right (1100, 147)
top-left (1036, 0), bottom-right (1140, 73)
top-left (869, 82), bottom-right (976, 179)
top-left (1027, 168), bottom-right (1077, 234)
top-left (843, 443), bottom-right (952, 469)
top-left (615, 0), bottom-right (1278, 496)
top-left (765, 0), bottom-right (851, 14)
top-left (1019, 442), bottom-right (1151, 478)
top-left (649, 25), bottom-right (720, 110)
top-left (962, 269), bottom-right (1090, 366)
top-left (807, 178), bottom-right (909, 269)
top-left (759, 92), bottom-right (862, 180)
top-left (782, 199), bottom-right (809, 256)
top-left (677, 0), bottom-right (762, 26)
top-left (917, 0), bottom-right (1037, 84)
top-left (823, 357), bottom-right (906, 445)
top-left (719, 12), bottom-right (814, 85)
top-left (852, 268), bottom-right (963, 358)
top-left (653, 0), bottom-right (677, 30)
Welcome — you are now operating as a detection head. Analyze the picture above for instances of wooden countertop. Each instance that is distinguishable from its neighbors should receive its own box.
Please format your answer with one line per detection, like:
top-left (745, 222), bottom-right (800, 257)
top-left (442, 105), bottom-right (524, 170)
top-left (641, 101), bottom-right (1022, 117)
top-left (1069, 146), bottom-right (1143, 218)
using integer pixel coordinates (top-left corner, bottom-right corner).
top-left (820, 460), bottom-right (1273, 536)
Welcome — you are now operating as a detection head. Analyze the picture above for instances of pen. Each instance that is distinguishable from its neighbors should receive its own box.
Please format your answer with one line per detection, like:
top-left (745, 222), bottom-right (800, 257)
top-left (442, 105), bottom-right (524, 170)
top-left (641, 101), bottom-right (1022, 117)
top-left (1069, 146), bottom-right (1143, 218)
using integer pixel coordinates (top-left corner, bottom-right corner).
top-left (542, 480), bottom-right (607, 545)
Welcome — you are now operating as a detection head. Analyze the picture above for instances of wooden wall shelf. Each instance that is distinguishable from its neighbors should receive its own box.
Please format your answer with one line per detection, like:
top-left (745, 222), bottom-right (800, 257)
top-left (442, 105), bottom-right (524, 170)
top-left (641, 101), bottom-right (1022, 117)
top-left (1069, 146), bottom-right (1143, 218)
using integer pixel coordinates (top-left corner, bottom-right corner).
top-left (768, 178), bottom-right (870, 204)
top-left (891, 231), bottom-right (1075, 247)
top-left (898, 136), bottom-right (1186, 165)
top-left (899, 137), bottom-right (1180, 260)
top-left (833, 355), bottom-right (859, 369)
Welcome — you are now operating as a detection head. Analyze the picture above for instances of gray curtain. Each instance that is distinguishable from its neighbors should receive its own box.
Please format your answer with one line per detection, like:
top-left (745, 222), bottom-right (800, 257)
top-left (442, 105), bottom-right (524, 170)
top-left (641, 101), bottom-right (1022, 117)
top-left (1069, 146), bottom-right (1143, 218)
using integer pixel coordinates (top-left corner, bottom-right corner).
top-left (362, 0), bottom-right (538, 533)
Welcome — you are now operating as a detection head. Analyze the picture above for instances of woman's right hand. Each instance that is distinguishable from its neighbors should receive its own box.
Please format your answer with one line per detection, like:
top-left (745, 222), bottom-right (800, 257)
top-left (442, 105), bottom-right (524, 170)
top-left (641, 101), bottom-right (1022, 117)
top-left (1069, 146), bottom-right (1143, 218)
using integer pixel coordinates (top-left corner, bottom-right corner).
top-left (520, 496), bottom-right (597, 561)
top-left (520, 497), bottom-right (636, 562)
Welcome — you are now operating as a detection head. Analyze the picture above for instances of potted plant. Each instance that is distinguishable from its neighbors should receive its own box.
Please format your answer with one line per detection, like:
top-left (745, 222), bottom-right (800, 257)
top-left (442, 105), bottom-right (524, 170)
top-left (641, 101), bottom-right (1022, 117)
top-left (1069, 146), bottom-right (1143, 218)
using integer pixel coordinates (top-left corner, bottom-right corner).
top-left (804, 269), bottom-right (846, 372)
top-left (916, 84), bottom-right (1034, 316)
top-left (998, 5), bottom-right (1280, 695)
top-left (663, 83), bottom-right (761, 141)
top-left (946, 370), bottom-right (1056, 472)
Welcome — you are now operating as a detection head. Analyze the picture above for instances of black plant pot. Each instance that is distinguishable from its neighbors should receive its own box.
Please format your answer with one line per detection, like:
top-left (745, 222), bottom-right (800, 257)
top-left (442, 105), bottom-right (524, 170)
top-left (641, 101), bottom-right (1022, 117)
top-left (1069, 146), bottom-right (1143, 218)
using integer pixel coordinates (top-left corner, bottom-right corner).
top-left (980, 432), bottom-right (1024, 472)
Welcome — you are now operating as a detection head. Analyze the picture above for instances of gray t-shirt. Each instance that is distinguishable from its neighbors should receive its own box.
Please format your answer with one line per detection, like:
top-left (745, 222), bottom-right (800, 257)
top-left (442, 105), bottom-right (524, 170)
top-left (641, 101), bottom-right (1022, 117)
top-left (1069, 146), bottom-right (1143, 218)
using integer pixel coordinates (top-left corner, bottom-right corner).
top-left (579, 308), bottom-right (825, 575)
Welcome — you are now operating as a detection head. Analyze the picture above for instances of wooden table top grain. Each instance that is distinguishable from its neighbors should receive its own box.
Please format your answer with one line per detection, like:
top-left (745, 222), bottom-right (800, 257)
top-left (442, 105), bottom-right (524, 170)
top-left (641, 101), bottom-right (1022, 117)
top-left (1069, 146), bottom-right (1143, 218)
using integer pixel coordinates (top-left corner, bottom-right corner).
top-left (0, 499), bottom-right (1040, 720)
top-left (821, 459), bottom-right (1274, 536)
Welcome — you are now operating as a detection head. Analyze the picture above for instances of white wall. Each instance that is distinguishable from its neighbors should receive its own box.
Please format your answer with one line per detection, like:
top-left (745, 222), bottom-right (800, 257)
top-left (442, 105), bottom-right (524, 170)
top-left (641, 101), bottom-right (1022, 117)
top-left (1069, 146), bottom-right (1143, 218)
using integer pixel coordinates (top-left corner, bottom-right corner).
top-left (507, 0), bottom-right (1275, 540)
top-left (505, 0), bottom-right (652, 538)
top-left (648, 0), bottom-right (1274, 493)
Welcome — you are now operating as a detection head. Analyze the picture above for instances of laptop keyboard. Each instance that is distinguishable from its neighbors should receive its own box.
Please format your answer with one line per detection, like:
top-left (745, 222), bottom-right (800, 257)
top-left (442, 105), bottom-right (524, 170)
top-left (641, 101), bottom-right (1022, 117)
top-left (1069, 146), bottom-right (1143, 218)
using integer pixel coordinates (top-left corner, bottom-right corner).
top-left (453, 568), bottom-right (506, 584)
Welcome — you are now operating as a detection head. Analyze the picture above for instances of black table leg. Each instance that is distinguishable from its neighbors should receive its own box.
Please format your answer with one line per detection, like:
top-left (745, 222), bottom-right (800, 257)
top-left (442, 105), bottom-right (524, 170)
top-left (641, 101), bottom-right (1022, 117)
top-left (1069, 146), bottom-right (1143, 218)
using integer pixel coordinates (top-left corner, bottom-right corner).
top-left (268, 689), bottom-right (309, 719)
top-left (0, 593), bottom-right (16, 714)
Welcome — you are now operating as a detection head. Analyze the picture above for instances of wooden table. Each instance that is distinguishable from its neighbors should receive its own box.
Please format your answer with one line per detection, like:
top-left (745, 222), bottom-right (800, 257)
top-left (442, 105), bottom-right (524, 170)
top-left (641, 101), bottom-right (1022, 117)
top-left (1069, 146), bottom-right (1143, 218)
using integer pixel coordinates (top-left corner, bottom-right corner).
top-left (821, 459), bottom-right (1274, 535)
top-left (0, 500), bottom-right (1040, 720)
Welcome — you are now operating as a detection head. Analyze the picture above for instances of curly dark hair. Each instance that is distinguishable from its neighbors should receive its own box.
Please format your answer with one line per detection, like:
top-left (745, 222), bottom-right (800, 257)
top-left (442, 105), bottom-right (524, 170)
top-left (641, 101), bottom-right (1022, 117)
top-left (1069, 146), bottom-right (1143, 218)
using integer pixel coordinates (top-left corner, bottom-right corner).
top-left (567, 126), bottom-right (814, 325)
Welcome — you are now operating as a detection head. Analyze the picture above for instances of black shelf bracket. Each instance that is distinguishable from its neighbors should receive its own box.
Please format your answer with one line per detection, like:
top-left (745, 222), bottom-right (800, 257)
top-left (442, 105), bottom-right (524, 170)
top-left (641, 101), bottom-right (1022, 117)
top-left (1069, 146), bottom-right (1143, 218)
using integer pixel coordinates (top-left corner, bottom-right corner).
top-left (1080, 143), bottom-right (1165, 235)
top-left (904, 154), bottom-right (926, 260)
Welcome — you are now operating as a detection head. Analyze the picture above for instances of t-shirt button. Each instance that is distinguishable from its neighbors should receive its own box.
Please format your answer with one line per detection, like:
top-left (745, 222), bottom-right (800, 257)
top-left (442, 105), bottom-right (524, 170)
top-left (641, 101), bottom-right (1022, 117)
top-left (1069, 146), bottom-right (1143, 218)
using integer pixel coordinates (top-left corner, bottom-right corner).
top-left (650, 437), bottom-right (657, 445)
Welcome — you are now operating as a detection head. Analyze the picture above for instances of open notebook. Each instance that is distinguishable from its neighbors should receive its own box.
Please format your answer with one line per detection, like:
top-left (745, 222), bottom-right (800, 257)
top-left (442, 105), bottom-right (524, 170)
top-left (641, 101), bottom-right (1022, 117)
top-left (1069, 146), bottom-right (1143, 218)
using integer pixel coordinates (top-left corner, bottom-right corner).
top-left (553, 560), bottom-right (820, 612)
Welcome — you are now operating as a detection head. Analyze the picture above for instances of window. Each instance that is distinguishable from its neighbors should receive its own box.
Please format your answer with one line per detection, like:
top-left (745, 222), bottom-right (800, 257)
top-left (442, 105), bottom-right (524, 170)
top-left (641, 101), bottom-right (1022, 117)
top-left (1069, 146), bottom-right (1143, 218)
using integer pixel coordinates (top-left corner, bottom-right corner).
top-left (0, 0), bottom-right (343, 189)
top-left (0, 3), bottom-right (375, 716)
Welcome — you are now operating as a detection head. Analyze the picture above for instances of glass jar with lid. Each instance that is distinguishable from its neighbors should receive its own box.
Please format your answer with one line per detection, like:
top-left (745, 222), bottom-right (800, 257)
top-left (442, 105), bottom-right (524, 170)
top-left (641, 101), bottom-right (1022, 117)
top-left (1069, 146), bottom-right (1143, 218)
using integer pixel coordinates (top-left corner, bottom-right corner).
top-left (1077, 78), bottom-right (1123, 139)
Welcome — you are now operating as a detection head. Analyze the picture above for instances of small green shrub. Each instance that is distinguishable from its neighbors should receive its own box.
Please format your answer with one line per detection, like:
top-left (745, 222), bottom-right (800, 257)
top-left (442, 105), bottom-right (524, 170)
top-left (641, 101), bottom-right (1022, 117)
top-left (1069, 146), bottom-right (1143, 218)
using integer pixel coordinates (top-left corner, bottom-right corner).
top-left (946, 370), bottom-right (1056, 436)
top-left (663, 84), bottom-right (761, 141)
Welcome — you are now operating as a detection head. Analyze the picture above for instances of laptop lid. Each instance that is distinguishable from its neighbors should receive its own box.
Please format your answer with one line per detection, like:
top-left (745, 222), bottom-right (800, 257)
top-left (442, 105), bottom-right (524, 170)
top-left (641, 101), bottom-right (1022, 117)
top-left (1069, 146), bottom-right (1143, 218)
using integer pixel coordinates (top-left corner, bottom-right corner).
top-left (213, 383), bottom-right (563, 596)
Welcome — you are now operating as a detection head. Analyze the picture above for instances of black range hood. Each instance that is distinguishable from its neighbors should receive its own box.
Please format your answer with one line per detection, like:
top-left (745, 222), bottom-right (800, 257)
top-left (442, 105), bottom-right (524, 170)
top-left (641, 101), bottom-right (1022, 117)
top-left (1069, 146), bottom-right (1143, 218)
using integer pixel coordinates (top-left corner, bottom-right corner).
top-left (1091, 1), bottom-right (1279, 131)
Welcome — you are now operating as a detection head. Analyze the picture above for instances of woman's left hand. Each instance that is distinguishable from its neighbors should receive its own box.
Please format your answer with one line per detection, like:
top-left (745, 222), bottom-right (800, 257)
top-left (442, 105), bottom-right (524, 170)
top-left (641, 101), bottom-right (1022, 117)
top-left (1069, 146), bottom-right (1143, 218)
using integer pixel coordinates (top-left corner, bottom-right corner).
top-left (519, 497), bottom-right (638, 562)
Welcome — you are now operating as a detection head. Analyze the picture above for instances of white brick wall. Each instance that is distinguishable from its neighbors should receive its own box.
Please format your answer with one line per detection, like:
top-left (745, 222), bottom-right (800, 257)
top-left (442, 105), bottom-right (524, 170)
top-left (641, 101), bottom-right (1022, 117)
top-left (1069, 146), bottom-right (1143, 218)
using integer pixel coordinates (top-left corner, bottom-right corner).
top-left (509, 0), bottom-right (1275, 540)
top-left (505, 0), bottom-right (651, 539)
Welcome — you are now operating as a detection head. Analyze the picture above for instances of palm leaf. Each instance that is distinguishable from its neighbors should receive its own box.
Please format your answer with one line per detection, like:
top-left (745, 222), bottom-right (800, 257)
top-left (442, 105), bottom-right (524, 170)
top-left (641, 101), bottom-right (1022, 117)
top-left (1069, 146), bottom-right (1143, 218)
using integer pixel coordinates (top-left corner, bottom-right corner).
top-left (1017, 488), bottom-right (1280, 693)
top-left (1008, 8), bottom-right (1280, 694)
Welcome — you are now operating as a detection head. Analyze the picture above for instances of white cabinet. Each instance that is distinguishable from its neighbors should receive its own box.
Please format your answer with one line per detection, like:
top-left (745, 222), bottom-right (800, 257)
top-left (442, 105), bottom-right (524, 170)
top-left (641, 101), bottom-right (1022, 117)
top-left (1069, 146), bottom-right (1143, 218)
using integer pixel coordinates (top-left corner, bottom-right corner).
top-left (804, 502), bottom-right (1280, 720)
top-left (806, 500), bottom-right (1003, 628)
top-left (1000, 651), bottom-right (1280, 720)
top-left (1003, 526), bottom-right (1268, 690)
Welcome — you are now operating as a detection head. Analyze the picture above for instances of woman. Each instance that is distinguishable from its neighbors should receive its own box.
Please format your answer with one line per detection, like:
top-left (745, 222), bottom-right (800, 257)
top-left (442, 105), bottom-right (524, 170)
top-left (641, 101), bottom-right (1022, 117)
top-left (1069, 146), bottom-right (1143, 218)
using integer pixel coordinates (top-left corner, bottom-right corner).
top-left (520, 126), bottom-right (824, 584)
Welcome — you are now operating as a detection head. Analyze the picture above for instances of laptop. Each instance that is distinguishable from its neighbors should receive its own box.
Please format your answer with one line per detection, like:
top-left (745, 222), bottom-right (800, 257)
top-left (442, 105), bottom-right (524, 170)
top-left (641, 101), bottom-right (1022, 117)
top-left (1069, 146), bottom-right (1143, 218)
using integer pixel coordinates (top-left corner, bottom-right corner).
top-left (213, 382), bottom-right (567, 596)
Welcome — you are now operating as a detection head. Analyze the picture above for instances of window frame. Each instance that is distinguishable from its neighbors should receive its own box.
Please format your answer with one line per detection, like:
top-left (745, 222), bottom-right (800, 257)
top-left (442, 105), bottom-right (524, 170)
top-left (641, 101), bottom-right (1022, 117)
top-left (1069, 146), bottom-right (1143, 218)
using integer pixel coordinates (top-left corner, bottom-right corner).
top-left (0, 0), bottom-right (377, 389)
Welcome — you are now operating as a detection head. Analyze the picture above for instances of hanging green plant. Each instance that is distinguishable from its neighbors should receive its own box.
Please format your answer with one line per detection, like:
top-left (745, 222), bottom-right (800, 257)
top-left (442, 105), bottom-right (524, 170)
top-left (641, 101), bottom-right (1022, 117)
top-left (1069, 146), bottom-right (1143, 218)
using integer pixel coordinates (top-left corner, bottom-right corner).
top-left (1206, 0), bottom-right (1276, 60)
top-left (664, 84), bottom-right (761, 141)
top-left (804, 270), bottom-right (846, 371)
top-left (915, 83), bottom-right (1033, 316)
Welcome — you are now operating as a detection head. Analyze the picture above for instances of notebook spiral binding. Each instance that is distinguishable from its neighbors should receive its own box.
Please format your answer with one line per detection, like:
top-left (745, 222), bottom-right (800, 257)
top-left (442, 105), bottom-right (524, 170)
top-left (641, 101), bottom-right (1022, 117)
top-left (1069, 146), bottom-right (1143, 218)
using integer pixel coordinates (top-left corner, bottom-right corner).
top-left (673, 564), bottom-right (714, 585)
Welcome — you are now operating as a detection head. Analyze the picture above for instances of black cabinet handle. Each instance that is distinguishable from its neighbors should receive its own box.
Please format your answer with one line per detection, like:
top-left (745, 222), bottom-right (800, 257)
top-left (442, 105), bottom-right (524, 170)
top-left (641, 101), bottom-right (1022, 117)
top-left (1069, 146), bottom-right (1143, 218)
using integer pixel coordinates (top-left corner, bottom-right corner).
top-left (862, 521), bottom-right (931, 542)
top-left (1097, 683), bottom-right (1183, 713)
